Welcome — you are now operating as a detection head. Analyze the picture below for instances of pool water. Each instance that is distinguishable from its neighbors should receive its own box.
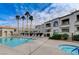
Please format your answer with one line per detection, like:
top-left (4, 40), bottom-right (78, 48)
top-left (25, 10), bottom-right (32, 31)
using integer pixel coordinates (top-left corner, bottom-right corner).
top-left (0, 37), bottom-right (32, 47)
top-left (59, 44), bottom-right (79, 55)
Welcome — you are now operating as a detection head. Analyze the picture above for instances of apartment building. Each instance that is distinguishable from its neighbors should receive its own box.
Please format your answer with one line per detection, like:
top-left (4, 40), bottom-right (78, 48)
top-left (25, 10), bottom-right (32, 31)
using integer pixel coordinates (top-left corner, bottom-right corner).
top-left (59, 10), bottom-right (79, 36)
top-left (34, 24), bottom-right (44, 36)
top-left (35, 18), bottom-right (60, 37)
top-left (35, 10), bottom-right (79, 37)
top-left (51, 18), bottom-right (60, 34)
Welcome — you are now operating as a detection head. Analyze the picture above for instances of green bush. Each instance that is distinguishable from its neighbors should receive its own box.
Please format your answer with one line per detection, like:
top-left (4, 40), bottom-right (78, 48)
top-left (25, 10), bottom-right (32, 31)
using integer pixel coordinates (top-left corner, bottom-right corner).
top-left (49, 34), bottom-right (61, 40)
top-left (53, 34), bottom-right (61, 40)
top-left (73, 34), bottom-right (79, 41)
top-left (62, 34), bottom-right (69, 40)
top-left (49, 37), bottom-right (53, 39)
top-left (49, 33), bottom-right (69, 40)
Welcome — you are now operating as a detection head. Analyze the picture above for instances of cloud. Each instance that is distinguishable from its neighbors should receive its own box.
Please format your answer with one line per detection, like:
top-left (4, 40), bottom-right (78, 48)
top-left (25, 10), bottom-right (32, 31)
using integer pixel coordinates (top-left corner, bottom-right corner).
top-left (31, 3), bottom-right (79, 28)
top-left (1, 3), bottom-right (79, 28)
top-left (0, 15), bottom-right (17, 27)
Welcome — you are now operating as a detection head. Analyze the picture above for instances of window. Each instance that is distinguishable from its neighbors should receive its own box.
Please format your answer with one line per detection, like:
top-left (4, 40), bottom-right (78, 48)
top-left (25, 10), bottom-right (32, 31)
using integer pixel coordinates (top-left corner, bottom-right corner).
top-left (77, 27), bottom-right (79, 31)
top-left (53, 21), bottom-right (58, 27)
top-left (62, 19), bottom-right (69, 25)
top-left (33, 31), bottom-right (37, 32)
top-left (46, 23), bottom-right (51, 27)
top-left (77, 15), bottom-right (79, 21)
top-left (4, 31), bottom-right (7, 36)
top-left (46, 29), bottom-right (51, 32)
top-left (47, 34), bottom-right (50, 37)
top-left (53, 29), bottom-right (58, 33)
top-left (35, 26), bottom-right (40, 29)
top-left (14, 29), bottom-right (16, 32)
top-left (10, 31), bottom-right (13, 36)
top-left (35, 26), bottom-right (37, 28)
top-left (62, 28), bottom-right (69, 32)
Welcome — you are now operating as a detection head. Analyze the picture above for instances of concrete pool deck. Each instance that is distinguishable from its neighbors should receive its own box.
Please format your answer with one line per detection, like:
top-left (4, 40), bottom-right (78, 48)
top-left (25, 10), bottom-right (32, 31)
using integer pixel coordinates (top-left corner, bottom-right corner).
top-left (0, 37), bottom-right (79, 55)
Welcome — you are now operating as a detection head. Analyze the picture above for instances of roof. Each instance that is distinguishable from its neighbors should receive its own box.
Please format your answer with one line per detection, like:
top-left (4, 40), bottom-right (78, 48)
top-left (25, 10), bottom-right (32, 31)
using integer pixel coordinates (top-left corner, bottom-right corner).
top-left (59, 10), bottom-right (79, 19)
top-left (0, 26), bottom-right (16, 29)
top-left (46, 17), bottom-right (60, 22)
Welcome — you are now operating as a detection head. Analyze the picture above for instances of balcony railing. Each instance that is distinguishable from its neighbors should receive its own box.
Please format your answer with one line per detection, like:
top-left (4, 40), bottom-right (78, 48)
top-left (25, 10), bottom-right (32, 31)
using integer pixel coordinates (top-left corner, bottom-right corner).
top-left (46, 23), bottom-right (51, 28)
top-left (61, 21), bottom-right (69, 25)
top-left (75, 20), bottom-right (79, 23)
top-left (61, 19), bottom-right (69, 25)
top-left (71, 47), bottom-right (79, 55)
top-left (62, 23), bottom-right (69, 25)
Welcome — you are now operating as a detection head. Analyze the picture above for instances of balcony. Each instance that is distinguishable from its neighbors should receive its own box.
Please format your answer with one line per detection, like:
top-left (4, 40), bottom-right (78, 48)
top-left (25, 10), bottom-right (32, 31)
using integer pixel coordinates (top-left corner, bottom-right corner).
top-left (75, 15), bottom-right (79, 25)
top-left (60, 24), bottom-right (70, 28)
top-left (75, 21), bottom-right (79, 26)
top-left (62, 21), bottom-right (69, 25)
top-left (46, 23), bottom-right (51, 28)
top-left (61, 19), bottom-right (70, 27)
top-left (61, 27), bottom-right (69, 33)
top-left (45, 29), bottom-right (51, 33)
top-left (76, 27), bottom-right (79, 32)
top-left (61, 18), bottom-right (69, 25)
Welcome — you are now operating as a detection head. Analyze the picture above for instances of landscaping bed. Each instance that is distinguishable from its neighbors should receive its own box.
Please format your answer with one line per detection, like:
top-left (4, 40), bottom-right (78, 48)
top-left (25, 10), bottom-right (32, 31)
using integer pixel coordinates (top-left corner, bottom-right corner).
top-left (49, 33), bottom-right (69, 40)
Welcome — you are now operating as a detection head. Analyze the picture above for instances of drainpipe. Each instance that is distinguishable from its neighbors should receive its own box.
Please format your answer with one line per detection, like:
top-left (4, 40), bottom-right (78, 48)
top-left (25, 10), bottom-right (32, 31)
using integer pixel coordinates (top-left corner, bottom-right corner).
top-left (72, 33), bottom-right (73, 41)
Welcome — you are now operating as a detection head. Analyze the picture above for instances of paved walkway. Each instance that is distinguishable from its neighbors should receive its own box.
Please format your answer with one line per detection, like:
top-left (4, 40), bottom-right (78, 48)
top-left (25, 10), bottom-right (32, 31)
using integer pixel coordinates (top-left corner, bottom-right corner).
top-left (31, 40), bottom-right (78, 55)
top-left (0, 37), bottom-right (79, 55)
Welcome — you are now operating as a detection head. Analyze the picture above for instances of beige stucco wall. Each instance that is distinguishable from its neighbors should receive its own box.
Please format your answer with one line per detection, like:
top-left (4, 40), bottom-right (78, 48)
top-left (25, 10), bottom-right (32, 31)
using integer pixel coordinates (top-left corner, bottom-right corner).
top-left (1, 28), bottom-right (15, 37)
top-left (35, 11), bottom-right (79, 37)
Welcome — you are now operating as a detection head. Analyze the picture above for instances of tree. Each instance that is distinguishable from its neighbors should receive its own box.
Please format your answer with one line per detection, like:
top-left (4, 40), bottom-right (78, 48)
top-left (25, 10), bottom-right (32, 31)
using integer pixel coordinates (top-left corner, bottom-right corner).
top-left (25, 11), bottom-right (30, 32)
top-left (29, 15), bottom-right (33, 34)
top-left (21, 16), bottom-right (25, 32)
top-left (16, 15), bottom-right (20, 34)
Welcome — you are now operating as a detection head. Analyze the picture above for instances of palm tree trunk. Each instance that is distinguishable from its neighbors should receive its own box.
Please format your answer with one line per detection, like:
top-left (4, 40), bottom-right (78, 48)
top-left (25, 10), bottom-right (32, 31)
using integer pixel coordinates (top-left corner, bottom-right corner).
top-left (17, 20), bottom-right (19, 34)
top-left (26, 16), bottom-right (28, 32)
top-left (30, 21), bottom-right (32, 33)
top-left (22, 20), bottom-right (24, 32)
top-left (30, 21), bottom-right (32, 36)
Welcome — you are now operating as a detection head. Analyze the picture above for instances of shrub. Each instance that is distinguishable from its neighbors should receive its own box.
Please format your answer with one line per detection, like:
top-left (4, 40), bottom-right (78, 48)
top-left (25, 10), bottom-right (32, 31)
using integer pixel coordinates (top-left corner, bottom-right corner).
top-left (49, 34), bottom-right (61, 40)
top-left (49, 33), bottom-right (69, 40)
top-left (49, 37), bottom-right (53, 39)
top-left (53, 34), bottom-right (61, 39)
top-left (73, 34), bottom-right (79, 41)
top-left (62, 34), bottom-right (69, 40)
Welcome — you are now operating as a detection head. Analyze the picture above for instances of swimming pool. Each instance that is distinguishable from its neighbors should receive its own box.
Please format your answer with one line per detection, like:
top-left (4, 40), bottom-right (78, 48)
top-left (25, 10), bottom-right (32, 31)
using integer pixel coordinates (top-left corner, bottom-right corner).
top-left (0, 37), bottom-right (32, 47)
top-left (59, 44), bottom-right (79, 55)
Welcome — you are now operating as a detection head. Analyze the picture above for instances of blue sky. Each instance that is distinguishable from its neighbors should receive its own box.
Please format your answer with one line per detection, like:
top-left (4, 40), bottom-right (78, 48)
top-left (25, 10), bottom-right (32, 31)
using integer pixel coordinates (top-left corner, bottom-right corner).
top-left (0, 3), bottom-right (51, 20)
top-left (0, 3), bottom-right (79, 28)
top-left (0, 3), bottom-right (52, 27)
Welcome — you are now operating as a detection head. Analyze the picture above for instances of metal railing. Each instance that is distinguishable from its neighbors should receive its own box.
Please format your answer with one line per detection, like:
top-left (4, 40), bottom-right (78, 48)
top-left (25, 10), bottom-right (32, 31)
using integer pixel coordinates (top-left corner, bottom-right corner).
top-left (71, 47), bottom-right (79, 54)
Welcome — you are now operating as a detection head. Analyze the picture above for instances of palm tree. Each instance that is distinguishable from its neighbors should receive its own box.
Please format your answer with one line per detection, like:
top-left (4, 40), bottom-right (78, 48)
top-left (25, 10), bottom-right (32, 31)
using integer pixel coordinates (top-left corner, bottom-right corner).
top-left (29, 16), bottom-right (33, 35)
top-left (25, 11), bottom-right (30, 32)
top-left (21, 16), bottom-right (25, 32)
top-left (16, 15), bottom-right (20, 34)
